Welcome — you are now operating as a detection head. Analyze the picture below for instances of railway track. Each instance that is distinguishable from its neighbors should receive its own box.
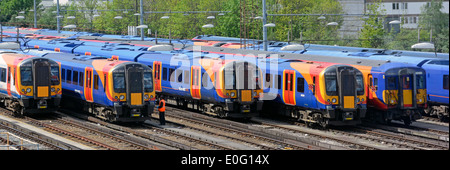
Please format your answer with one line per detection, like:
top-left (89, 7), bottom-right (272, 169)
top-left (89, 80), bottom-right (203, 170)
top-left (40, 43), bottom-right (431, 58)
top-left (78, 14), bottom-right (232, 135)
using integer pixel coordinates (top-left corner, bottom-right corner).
top-left (163, 106), bottom-right (324, 150)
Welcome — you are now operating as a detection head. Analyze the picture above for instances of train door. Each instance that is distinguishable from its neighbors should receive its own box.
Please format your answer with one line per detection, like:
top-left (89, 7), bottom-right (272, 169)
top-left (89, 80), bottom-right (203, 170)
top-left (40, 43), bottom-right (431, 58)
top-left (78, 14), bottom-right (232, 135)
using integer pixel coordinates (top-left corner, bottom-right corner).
top-left (153, 61), bottom-right (162, 92)
top-left (84, 67), bottom-right (94, 102)
top-left (399, 69), bottom-right (414, 108)
top-left (7, 67), bottom-right (11, 96)
top-left (368, 74), bottom-right (373, 100)
top-left (126, 65), bottom-right (144, 106)
top-left (33, 59), bottom-right (51, 98)
top-left (283, 70), bottom-right (296, 105)
top-left (191, 66), bottom-right (201, 99)
top-left (338, 68), bottom-right (356, 109)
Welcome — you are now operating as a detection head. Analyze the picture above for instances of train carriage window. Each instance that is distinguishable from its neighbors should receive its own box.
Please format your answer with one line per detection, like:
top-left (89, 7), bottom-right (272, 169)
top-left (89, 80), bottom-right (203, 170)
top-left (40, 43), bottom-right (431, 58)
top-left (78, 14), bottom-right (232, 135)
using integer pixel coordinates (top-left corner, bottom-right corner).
top-left (184, 70), bottom-right (190, 84)
top-left (374, 78), bottom-right (378, 90)
top-left (176, 69), bottom-right (183, 83)
top-left (20, 67), bottom-right (33, 86)
top-left (0, 68), bottom-right (6, 82)
top-left (94, 75), bottom-right (99, 90)
top-left (61, 69), bottom-right (66, 82)
top-left (265, 73), bottom-right (272, 88)
top-left (162, 67), bottom-right (168, 81)
top-left (297, 77), bottom-right (305, 93)
top-left (67, 70), bottom-right (72, 84)
top-left (169, 68), bottom-right (175, 82)
top-left (73, 71), bottom-right (79, 85)
top-left (202, 72), bottom-right (208, 88)
top-left (276, 75), bottom-right (282, 90)
top-left (444, 75), bottom-right (449, 90)
top-left (7, 67), bottom-right (10, 83)
top-left (79, 73), bottom-right (84, 87)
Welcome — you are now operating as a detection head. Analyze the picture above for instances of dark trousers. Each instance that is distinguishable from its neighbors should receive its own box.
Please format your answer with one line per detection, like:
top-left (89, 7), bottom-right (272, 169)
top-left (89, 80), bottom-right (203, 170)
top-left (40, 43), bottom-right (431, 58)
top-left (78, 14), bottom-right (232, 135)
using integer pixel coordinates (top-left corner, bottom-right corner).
top-left (159, 111), bottom-right (165, 125)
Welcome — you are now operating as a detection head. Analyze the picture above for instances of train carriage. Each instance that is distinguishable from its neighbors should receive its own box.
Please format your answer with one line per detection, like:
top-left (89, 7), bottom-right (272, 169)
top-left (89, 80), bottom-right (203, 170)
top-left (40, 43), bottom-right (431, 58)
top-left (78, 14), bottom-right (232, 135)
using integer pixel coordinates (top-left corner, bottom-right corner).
top-left (39, 52), bottom-right (155, 122)
top-left (0, 50), bottom-right (61, 115)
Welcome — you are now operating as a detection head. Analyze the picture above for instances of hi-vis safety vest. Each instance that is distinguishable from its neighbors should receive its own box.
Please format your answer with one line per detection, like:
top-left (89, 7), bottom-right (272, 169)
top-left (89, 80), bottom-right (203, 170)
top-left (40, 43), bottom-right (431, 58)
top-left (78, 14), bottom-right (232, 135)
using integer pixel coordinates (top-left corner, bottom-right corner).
top-left (158, 99), bottom-right (166, 112)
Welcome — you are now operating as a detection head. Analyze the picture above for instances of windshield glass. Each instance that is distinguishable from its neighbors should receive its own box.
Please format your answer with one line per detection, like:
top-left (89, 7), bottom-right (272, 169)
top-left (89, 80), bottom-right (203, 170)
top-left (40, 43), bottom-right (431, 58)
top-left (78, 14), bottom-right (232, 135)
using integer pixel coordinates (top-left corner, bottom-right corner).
top-left (113, 73), bottom-right (126, 93)
top-left (144, 72), bottom-right (153, 92)
top-left (20, 67), bottom-right (33, 86)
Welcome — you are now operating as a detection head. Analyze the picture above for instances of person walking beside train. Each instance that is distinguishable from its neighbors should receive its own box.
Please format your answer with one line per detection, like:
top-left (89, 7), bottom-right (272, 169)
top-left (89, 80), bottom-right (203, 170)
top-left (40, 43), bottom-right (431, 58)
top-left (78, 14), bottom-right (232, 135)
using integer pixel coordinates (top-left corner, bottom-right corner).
top-left (156, 96), bottom-right (166, 125)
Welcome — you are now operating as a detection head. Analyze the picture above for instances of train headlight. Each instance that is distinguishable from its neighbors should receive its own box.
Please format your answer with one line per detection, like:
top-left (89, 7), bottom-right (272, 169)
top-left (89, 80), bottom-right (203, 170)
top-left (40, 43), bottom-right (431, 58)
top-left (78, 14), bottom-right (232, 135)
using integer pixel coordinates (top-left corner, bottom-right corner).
top-left (57, 88), bottom-right (60, 92)
top-left (390, 99), bottom-right (395, 103)
top-left (332, 98), bottom-right (337, 103)
top-left (361, 98), bottom-right (364, 102)
top-left (144, 94), bottom-right (149, 100)
top-left (51, 88), bottom-right (55, 92)
top-left (150, 95), bottom-right (153, 99)
top-left (230, 92), bottom-right (235, 97)
top-left (327, 99), bottom-right (330, 102)
top-left (26, 88), bottom-right (31, 93)
top-left (418, 99), bottom-right (422, 102)
top-left (356, 98), bottom-right (360, 102)
top-left (22, 89), bottom-right (25, 92)
top-left (119, 95), bottom-right (125, 100)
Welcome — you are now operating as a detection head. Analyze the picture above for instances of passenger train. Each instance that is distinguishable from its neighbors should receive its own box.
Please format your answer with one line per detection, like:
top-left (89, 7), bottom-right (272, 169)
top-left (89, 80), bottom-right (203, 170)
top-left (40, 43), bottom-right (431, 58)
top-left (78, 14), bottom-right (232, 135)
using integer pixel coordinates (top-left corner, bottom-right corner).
top-left (13, 49), bottom-right (156, 122)
top-left (7, 30), bottom-right (430, 125)
top-left (0, 50), bottom-right (61, 116)
top-left (191, 35), bottom-right (447, 122)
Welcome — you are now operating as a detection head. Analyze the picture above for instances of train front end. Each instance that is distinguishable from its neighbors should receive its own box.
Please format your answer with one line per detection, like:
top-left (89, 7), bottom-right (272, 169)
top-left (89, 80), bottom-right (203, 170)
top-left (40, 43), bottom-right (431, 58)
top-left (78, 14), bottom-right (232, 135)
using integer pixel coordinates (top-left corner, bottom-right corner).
top-left (109, 62), bottom-right (155, 122)
top-left (218, 61), bottom-right (264, 118)
top-left (321, 65), bottom-right (367, 126)
top-left (16, 57), bottom-right (61, 115)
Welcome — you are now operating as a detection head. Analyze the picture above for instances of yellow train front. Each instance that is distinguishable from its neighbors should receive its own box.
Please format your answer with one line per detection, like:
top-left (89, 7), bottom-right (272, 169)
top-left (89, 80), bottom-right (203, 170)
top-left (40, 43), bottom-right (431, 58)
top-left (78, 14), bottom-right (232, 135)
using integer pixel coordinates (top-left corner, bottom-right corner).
top-left (0, 51), bottom-right (62, 115)
top-left (42, 53), bottom-right (155, 123)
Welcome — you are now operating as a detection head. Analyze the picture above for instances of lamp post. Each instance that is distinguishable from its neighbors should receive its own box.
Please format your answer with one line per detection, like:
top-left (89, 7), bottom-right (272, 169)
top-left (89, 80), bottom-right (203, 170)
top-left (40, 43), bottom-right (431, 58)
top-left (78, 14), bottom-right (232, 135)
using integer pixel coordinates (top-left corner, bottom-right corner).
top-left (262, 0), bottom-right (268, 51)
top-left (161, 16), bottom-right (171, 44)
top-left (15, 15), bottom-right (25, 42)
top-left (57, 0), bottom-right (60, 33)
top-left (139, 0), bottom-right (144, 41)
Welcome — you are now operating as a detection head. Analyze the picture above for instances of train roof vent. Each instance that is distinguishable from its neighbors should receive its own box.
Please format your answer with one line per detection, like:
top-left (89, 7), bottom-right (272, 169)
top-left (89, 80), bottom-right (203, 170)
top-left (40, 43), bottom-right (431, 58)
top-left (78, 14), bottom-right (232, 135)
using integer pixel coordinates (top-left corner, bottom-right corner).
top-left (0, 42), bottom-right (21, 50)
top-left (147, 45), bottom-right (174, 51)
top-left (281, 44), bottom-right (305, 51)
top-left (0, 51), bottom-right (18, 54)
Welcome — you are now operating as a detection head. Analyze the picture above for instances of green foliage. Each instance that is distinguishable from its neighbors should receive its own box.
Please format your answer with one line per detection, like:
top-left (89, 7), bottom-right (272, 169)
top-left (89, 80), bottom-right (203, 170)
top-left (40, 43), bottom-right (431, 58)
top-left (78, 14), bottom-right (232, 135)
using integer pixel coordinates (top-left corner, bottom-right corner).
top-left (1, 0), bottom-right (41, 22)
top-left (359, 0), bottom-right (386, 48)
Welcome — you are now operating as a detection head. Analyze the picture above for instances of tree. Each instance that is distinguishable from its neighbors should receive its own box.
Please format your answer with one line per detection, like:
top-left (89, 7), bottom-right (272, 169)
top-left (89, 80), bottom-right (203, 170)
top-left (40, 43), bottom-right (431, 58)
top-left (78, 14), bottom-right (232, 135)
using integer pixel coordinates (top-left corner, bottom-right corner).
top-left (358, 0), bottom-right (386, 48)
top-left (419, 0), bottom-right (449, 53)
top-left (1, 0), bottom-right (40, 22)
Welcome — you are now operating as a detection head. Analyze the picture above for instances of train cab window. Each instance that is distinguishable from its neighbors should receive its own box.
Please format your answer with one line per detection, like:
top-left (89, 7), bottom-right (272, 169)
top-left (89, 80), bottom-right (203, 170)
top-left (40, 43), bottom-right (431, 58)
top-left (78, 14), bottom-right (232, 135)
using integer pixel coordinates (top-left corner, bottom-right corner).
top-left (113, 73), bottom-right (125, 93)
top-left (61, 69), bottom-right (66, 82)
top-left (51, 66), bottom-right (60, 85)
top-left (224, 69), bottom-right (235, 90)
top-left (356, 75), bottom-right (364, 95)
top-left (325, 73), bottom-right (337, 96)
top-left (79, 73), bottom-right (84, 87)
top-left (184, 70), bottom-right (190, 84)
top-left (176, 69), bottom-right (183, 83)
top-left (444, 75), bottom-right (449, 90)
top-left (20, 67), bottom-right (33, 86)
top-left (94, 75), bottom-right (99, 90)
top-left (0, 68), bottom-right (5, 82)
top-left (67, 70), bottom-right (72, 84)
top-left (387, 77), bottom-right (397, 90)
top-left (73, 71), bottom-right (79, 85)
top-left (144, 72), bottom-right (153, 92)
top-left (297, 77), bottom-right (305, 93)
top-left (416, 74), bottom-right (425, 89)
top-left (162, 68), bottom-right (168, 81)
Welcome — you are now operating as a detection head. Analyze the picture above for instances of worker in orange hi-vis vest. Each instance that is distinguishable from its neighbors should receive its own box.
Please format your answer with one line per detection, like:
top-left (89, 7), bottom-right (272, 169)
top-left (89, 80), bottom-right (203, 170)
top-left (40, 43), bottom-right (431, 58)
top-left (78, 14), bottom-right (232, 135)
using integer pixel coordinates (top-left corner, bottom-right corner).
top-left (156, 96), bottom-right (166, 125)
